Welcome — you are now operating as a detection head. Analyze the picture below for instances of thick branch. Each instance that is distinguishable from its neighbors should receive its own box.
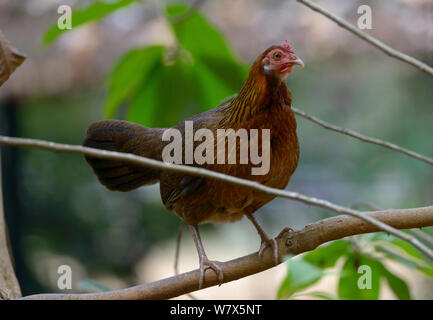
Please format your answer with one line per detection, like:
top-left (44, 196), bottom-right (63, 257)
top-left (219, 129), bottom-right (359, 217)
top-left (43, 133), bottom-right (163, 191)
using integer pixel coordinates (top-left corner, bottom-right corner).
top-left (297, 0), bottom-right (433, 78)
top-left (21, 206), bottom-right (433, 300)
top-left (293, 107), bottom-right (433, 166)
top-left (0, 151), bottom-right (21, 299)
top-left (0, 135), bottom-right (432, 261)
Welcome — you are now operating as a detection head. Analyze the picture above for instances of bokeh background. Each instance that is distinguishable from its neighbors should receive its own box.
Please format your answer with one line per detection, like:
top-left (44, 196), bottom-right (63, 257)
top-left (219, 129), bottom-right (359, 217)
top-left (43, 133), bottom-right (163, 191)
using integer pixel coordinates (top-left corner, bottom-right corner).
top-left (0, 0), bottom-right (432, 299)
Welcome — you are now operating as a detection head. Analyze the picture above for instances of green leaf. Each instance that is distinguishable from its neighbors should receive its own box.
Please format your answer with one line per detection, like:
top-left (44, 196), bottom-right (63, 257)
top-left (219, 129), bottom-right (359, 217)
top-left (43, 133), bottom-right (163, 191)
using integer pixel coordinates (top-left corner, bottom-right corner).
top-left (110, 50), bottom-right (239, 127)
top-left (369, 232), bottom-right (433, 278)
top-left (166, 3), bottom-right (247, 111)
top-left (380, 267), bottom-right (411, 300)
top-left (125, 64), bottom-right (162, 126)
top-left (103, 3), bottom-right (248, 127)
top-left (42, 0), bottom-right (137, 46)
top-left (127, 59), bottom-right (203, 127)
top-left (125, 54), bottom-right (245, 127)
top-left (338, 255), bottom-right (382, 300)
top-left (194, 59), bottom-right (240, 112)
top-left (167, 4), bottom-right (235, 60)
top-left (376, 245), bottom-right (420, 269)
top-left (277, 257), bottom-right (324, 299)
top-left (369, 231), bottom-right (433, 265)
top-left (303, 240), bottom-right (350, 269)
top-left (389, 238), bottom-right (427, 261)
top-left (375, 244), bottom-right (433, 279)
top-left (104, 46), bottom-right (164, 118)
top-left (197, 55), bottom-right (248, 91)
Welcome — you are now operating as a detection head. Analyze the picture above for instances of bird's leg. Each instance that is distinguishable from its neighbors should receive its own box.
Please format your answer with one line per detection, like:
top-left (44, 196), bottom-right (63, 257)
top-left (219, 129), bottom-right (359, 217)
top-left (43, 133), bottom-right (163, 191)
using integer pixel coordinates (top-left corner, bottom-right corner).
top-left (190, 225), bottom-right (224, 289)
top-left (246, 213), bottom-right (279, 265)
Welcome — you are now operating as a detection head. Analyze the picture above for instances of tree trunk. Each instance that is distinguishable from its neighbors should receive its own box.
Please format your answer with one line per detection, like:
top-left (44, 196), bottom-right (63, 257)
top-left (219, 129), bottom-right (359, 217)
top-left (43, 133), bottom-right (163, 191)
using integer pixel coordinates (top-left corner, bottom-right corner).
top-left (0, 150), bottom-right (21, 299)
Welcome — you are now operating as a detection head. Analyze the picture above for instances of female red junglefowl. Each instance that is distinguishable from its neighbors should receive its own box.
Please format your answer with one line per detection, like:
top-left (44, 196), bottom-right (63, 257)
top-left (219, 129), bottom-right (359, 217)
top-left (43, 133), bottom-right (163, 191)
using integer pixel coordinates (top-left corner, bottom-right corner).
top-left (83, 42), bottom-right (303, 289)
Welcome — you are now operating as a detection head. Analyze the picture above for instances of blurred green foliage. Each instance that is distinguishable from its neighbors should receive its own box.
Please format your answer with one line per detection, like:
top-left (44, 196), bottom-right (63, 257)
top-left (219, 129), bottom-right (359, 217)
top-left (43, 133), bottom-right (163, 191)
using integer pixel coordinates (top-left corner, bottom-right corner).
top-left (278, 232), bottom-right (433, 300)
top-left (7, 0), bottom-right (431, 298)
top-left (105, 3), bottom-right (247, 127)
top-left (14, 92), bottom-right (180, 293)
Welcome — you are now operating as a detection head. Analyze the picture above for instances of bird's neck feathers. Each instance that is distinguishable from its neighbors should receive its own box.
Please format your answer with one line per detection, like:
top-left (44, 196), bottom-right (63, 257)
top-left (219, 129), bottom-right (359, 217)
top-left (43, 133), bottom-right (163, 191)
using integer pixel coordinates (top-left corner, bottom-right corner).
top-left (221, 60), bottom-right (292, 126)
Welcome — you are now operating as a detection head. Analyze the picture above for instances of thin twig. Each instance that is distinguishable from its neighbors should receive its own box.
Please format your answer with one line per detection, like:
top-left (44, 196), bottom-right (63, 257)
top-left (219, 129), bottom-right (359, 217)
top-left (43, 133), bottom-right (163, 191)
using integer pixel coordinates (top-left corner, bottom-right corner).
top-left (293, 107), bottom-right (433, 166)
top-left (352, 201), bottom-right (433, 249)
top-left (410, 229), bottom-right (433, 248)
top-left (297, 0), bottom-right (433, 78)
top-left (21, 206), bottom-right (433, 299)
top-left (174, 222), bottom-right (184, 276)
top-left (0, 135), bottom-right (432, 261)
top-left (351, 201), bottom-right (382, 212)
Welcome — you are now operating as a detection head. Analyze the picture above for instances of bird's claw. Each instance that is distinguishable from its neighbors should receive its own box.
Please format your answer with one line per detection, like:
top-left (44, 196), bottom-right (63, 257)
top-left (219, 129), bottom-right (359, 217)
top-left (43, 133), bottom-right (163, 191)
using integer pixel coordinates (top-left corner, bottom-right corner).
top-left (258, 237), bottom-right (279, 265)
top-left (199, 258), bottom-right (224, 289)
top-left (277, 226), bottom-right (294, 240)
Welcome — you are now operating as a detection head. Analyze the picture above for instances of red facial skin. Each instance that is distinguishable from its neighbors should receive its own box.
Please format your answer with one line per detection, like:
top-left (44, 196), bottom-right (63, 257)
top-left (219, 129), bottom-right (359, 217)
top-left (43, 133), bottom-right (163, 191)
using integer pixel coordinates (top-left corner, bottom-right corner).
top-left (262, 42), bottom-right (304, 79)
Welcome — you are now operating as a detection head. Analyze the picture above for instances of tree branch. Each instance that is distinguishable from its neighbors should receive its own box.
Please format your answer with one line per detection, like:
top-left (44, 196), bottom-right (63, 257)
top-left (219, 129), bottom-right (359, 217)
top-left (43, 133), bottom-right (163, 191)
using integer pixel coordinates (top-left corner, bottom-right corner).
top-left (297, 0), bottom-right (433, 78)
top-left (0, 150), bottom-right (21, 299)
top-left (410, 229), bottom-right (433, 248)
top-left (21, 206), bottom-right (433, 300)
top-left (292, 107), bottom-right (433, 166)
top-left (0, 135), bottom-right (432, 261)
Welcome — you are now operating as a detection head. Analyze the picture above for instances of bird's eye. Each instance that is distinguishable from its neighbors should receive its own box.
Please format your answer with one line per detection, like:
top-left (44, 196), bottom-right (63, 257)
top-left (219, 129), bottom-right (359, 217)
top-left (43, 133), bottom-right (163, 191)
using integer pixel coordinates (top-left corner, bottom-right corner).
top-left (273, 51), bottom-right (282, 60)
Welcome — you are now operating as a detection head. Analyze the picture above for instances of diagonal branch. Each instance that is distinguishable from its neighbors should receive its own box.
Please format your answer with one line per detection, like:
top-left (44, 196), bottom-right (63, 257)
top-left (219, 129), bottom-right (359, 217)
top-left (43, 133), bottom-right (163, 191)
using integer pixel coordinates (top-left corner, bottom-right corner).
top-left (297, 0), bottom-right (433, 78)
top-left (410, 229), bottom-right (433, 248)
top-left (21, 206), bottom-right (433, 300)
top-left (292, 107), bottom-right (433, 166)
top-left (0, 135), bottom-right (432, 261)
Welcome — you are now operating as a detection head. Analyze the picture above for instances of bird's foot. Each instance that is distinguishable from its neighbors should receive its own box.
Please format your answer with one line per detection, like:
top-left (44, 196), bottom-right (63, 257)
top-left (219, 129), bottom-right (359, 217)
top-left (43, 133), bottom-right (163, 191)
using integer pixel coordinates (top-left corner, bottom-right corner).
top-left (277, 226), bottom-right (295, 240)
top-left (198, 258), bottom-right (224, 289)
top-left (258, 227), bottom-right (295, 265)
top-left (258, 237), bottom-right (279, 265)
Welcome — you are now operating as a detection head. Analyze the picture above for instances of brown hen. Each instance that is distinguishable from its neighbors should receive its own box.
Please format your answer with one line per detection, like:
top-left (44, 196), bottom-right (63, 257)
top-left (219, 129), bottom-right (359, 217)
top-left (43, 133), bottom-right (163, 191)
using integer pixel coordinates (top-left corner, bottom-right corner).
top-left (83, 42), bottom-right (303, 288)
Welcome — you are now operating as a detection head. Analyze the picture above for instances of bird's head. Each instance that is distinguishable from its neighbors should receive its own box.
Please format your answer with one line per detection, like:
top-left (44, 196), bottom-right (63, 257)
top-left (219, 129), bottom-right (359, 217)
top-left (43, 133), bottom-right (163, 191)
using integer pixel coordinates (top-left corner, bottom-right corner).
top-left (259, 41), bottom-right (304, 82)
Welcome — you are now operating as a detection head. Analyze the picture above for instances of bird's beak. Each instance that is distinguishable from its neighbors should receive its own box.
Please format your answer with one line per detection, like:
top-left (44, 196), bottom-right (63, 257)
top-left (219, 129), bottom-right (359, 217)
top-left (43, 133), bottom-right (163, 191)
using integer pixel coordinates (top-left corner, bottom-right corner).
top-left (290, 56), bottom-right (304, 67)
top-left (279, 55), bottom-right (304, 73)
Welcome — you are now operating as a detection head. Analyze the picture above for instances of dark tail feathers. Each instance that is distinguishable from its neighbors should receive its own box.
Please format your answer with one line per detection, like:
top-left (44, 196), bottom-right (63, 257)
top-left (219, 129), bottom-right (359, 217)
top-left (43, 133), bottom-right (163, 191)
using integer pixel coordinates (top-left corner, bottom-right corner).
top-left (83, 120), bottom-right (165, 192)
